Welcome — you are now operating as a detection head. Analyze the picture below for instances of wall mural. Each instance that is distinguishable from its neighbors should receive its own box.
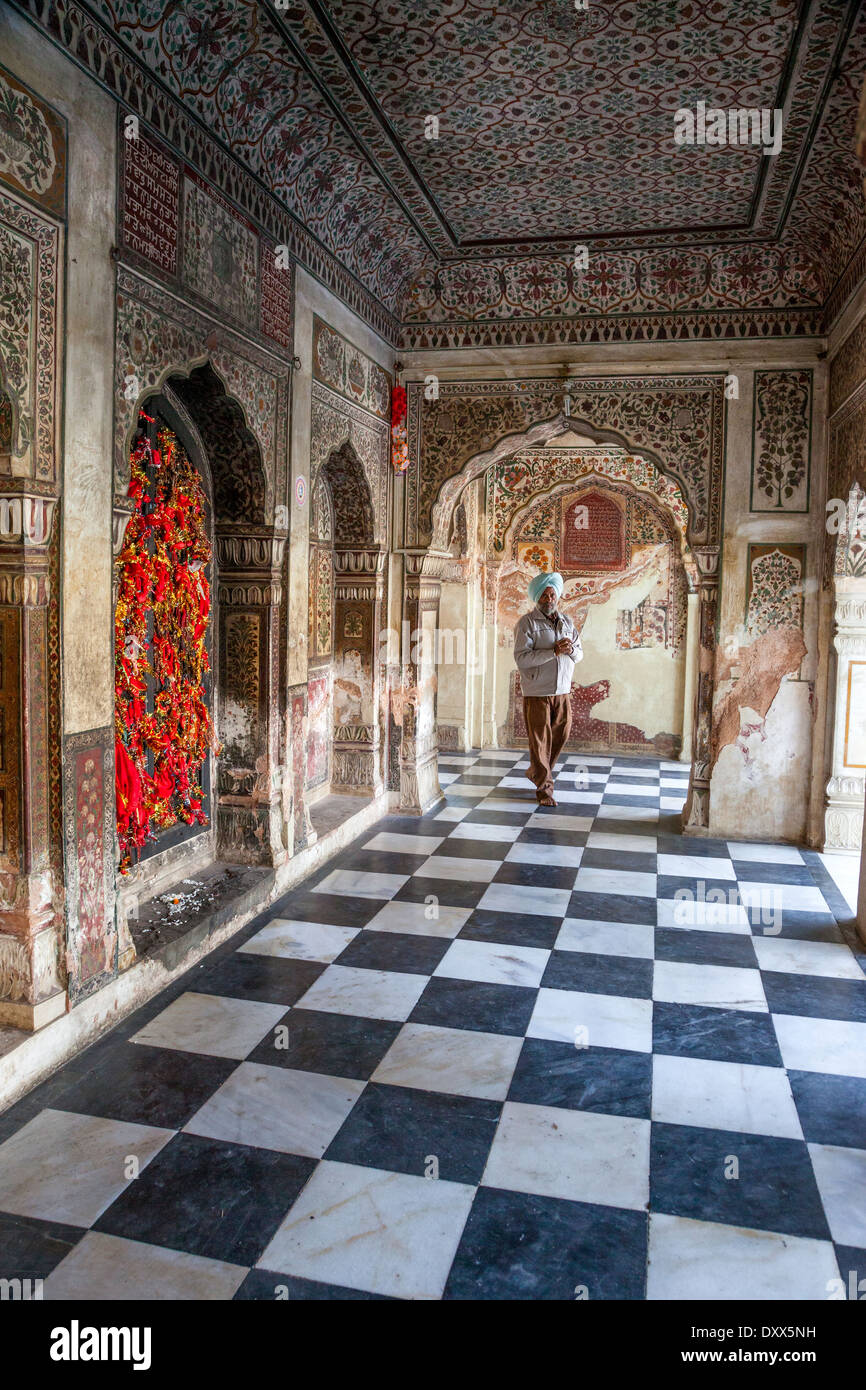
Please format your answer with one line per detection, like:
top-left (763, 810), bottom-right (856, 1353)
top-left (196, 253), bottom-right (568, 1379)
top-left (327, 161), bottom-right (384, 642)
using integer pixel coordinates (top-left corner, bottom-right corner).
top-left (306, 671), bottom-right (331, 791)
top-left (496, 478), bottom-right (687, 756)
top-left (0, 63), bottom-right (66, 217)
top-left (750, 370), bottom-right (812, 512)
top-left (312, 316), bottom-right (391, 421)
top-left (114, 265), bottom-right (288, 514)
top-left (745, 544), bottom-right (806, 636)
top-left (119, 129), bottom-right (294, 354)
top-left (409, 376), bottom-right (724, 549)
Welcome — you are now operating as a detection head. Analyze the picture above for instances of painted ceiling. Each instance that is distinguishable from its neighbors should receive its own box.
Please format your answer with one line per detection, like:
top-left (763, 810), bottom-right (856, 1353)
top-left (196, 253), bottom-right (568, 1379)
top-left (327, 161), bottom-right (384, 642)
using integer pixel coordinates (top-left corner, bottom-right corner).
top-left (70, 0), bottom-right (866, 320)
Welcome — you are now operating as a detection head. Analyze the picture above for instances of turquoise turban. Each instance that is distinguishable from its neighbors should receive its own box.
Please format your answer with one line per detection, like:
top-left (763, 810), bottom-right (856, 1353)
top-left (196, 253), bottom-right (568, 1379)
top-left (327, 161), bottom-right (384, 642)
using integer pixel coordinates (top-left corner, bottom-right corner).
top-left (528, 571), bottom-right (563, 605)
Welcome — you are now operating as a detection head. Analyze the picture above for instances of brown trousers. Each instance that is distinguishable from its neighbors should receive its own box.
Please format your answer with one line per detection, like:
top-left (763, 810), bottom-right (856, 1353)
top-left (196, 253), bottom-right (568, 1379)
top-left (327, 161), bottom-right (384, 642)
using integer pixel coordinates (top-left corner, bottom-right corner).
top-left (524, 694), bottom-right (572, 799)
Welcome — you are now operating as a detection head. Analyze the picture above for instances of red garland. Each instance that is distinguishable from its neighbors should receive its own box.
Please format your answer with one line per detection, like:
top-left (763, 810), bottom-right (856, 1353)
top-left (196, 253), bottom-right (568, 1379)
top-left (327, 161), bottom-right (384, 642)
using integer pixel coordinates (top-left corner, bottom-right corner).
top-left (114, 416), bottom-right (220, 873)
top-left (391, 383), bottom-right (408, 473)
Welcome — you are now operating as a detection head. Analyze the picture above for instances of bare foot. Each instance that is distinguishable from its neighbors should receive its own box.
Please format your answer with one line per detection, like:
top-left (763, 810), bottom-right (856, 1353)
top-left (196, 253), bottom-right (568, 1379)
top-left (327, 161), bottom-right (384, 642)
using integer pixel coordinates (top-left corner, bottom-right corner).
top-left (537, 794), bottom-right (557, 807)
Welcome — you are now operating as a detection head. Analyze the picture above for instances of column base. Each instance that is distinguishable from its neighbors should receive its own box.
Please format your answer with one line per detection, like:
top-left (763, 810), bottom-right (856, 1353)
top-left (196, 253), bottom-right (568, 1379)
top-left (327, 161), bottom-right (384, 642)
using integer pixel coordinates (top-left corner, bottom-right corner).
top-left (0, 989), bottom-right (67, 1031)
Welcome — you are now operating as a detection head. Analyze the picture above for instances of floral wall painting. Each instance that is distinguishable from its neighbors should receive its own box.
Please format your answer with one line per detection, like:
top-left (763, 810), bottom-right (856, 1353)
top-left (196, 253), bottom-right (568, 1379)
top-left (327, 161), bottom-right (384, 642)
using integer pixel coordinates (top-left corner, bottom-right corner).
top-left (745, 544), bottom-right (806, 637)
top-left (750, 370), bottom-right (812, 512)
top-left (0, 63), bottom-right (67, 217)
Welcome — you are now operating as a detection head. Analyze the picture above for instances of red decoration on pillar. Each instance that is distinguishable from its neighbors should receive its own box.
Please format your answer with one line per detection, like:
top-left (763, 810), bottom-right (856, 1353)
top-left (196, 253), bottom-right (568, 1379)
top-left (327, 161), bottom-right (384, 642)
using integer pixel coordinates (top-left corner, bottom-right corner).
top-left (391, 383), bottom-right (408, 474)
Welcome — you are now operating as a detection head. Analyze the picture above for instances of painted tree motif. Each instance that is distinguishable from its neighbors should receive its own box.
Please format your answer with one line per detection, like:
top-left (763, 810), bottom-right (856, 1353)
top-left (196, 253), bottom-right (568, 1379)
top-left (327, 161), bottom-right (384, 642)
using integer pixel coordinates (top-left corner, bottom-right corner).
top-left (753, 371), bottom-right (811, 509)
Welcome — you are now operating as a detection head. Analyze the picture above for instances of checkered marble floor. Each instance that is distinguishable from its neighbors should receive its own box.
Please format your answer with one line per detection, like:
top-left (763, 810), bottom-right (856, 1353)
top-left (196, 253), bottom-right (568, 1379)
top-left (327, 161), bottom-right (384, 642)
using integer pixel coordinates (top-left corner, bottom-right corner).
top-left (2, 751), bottom-right (866, 1301)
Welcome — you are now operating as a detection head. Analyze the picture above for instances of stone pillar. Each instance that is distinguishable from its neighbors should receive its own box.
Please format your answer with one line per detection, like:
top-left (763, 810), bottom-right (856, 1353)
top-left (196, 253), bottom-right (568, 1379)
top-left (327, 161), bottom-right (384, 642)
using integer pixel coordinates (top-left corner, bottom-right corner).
top-left (823, 584), bottom-right (866, 852)
top-left (0, 495), bottom-right (66, 1028)
top-left (215, 527), bottom-right (288, 865)
top-left (682, 545), bottom-right (720, 832)
top-left (479, 560), bottom-right (501, 749)
top-left (399, 553), bottom-right (444, 814)
top-left (679, 590), bottom-right (700, 763)
top-left (331, 547), bottom-right (387, 796)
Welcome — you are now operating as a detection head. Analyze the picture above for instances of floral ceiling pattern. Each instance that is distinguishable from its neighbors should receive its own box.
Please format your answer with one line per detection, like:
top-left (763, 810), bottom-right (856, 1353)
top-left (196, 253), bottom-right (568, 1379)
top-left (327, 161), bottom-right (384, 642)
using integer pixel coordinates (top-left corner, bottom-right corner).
top-left (24, 0), bottom-right (866, 324)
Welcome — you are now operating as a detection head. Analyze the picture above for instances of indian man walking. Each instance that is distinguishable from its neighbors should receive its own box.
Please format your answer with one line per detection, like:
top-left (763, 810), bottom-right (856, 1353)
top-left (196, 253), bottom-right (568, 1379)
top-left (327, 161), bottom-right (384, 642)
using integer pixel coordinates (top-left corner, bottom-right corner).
top-left (514, 572), bottom-right (583, 807)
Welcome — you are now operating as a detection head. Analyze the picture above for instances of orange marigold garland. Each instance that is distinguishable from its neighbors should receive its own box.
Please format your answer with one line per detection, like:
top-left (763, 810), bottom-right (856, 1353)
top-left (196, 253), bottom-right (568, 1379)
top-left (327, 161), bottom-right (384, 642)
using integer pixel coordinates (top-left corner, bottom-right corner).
top-left (114, 413), bottom-right (220, 873)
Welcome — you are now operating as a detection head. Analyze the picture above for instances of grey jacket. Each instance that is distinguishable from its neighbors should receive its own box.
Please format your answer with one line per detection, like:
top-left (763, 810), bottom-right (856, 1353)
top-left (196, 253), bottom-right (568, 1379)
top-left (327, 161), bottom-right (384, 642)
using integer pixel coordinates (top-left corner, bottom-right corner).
top-left (514, 605), bottom-right (583, 697)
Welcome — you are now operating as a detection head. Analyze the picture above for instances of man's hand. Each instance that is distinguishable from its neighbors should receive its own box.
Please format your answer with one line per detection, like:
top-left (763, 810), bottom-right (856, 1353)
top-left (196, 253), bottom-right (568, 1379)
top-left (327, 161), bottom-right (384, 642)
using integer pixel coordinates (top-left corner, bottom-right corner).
top-left (554, 638), bottom-right (573, 656)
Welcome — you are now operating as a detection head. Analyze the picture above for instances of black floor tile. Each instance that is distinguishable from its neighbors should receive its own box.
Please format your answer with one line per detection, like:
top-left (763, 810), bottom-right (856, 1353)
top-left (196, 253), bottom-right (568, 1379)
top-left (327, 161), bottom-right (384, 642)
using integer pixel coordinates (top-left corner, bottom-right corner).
top-left (94, 1133), bottom-right (314, 1266)
top-left (652, 1001), bottom-right (783, 1066)
top-left (236, 1268), bottom-right (396, 1299)
top-left (568, 891), bottom-right (657, 925)
top-left (654, 927), bottom-right (758, 970)
top-left (325, 1083), bottom-right (500, 1184)
top-left (508, 1039), bottom-right (652, 1118)
top-left (335, 929), bottom-right (451, 976)
top-left (246, 1008), bottom-right (401, 1079)
top-left (542, 950), bottom-right (653, 999)
top-left (410, 975), bottom-right (537, 1036)
top-left (53, 1043), bottom-right (236, 1129)
top-left (493, 861), bottom-right (578, 891)
top-left (580, 848), bottom-right (658, 874)
top-left (392, 876), bottom-right (489, 910)
top-left (760, 970), bottom-right (866, 1022)
top-left (650, 1123), bottom-right (829, 1240)
top-left (788, 1070), bottom-right (866, 1149)
top-left (444, 1188), bottom-right (647, 1300)
top-left (459, 909), bottom-right (562, 950)
top-left (194, 951), bottom-right (324, 1007)
top-left (0, 1211), bottom-right (85, 1281)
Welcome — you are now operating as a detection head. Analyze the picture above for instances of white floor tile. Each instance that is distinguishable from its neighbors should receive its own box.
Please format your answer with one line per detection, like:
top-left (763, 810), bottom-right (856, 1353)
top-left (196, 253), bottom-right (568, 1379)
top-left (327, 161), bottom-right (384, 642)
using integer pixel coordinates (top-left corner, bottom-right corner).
top-left (448, 821), bottom-right (523, 842)
top-left (652, 960), bottom-right (767, 1012)
top-left (587, 831), bottom-right (658, 853)
top-left (527, 987), bottom-right (653, 1052)
top-left (239, 918), bottom-right (357, 963)
top-left (0, 1110), bottom-right (172, 1226)
top-left (372, 1022), bottom-right (523, 1100)
top-left (185, 1062), bottom-right (364, 1157)
top-left (647, 1213), bottom-right (840, 1300)
top-left (573, 867), bottom-right (656, 897)
top-left (657, 853), bottom-right (736, 880)
top-left (131, 992), bottom-right (287, 1059)
top-left (527, 813), bottom-right (594, 831)
top-left (477, 882), bottom-right (572, 917)
top-left (752, 935), bottom-right (865, 981)
top-left (738, 880), bottom-right (829, 914)
top-left (807, 1143), bottom-right (866, 1247)
top-left (728, 842), bottom-right (805, 864)
top-left (363, 832), bottom-right (445, 855)
top-left (594, 805), bottom-right (659, 823)
top-left (295, 964), bottom-right (427, 1022)
top-left (656, 896), bottom-right (751, 933)
top-left (432, 805), bottom-right (472, 822)
top-left (413, 855), bottom-right (500, 882)
top-left (482, 1102), bottom-right (650, 1210)
top-left (43, 1232), bottom-right (247, 1301)
top-left (652, 1054), bottom-right (802, 1139)
top-left (363, 900), bottom-right (471, 938)
top-left (773, 1014), bottom-right (866, 1079)
top-left (258, 1161), bottom-right (475, 1300)
top-left (505, 842), bottom-right (584, 868)
top-left (555, 917), bottom-right (655, 959)
top-left (434, 938), bottom-right (549, 988)
top-left (313, 869), bottom-right (408, 900)
top-left (555, 789), bottom-right (604, 804)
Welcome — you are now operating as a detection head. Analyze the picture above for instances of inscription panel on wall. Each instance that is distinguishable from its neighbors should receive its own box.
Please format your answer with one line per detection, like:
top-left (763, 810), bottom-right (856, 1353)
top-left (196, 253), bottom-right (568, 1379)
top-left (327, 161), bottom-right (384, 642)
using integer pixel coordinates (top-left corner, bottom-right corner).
top-left (119, 129), bottom-right (180, 276)
top-left (260, 236), bottom-right (293, 351)
top-left (561, 491), bottom-right (626, 570)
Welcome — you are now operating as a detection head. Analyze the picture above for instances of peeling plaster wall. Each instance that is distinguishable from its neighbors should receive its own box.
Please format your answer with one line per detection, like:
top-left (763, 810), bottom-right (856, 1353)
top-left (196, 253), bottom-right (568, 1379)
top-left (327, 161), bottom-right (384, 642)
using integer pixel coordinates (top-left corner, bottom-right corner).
top-left (710, 362), bottom-right (827, 844)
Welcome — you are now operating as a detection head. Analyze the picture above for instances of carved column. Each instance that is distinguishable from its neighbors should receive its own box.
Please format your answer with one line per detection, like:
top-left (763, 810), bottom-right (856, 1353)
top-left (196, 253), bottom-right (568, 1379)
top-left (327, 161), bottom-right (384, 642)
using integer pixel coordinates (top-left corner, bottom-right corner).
top-left (399, 552), bottom-right (445, 814)
top-left (0, 495), bottom-right (66, 1028)
top-left (679, 590), bottom-right (700, 763)
top-left (682, 545), bottom-right (720, 832)
top-left (332, 547), bottom-right (387, 796)
top-left (824, 585), bottom-right (866, 852)
top-left (216, 527), bottom-right (288, 865)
